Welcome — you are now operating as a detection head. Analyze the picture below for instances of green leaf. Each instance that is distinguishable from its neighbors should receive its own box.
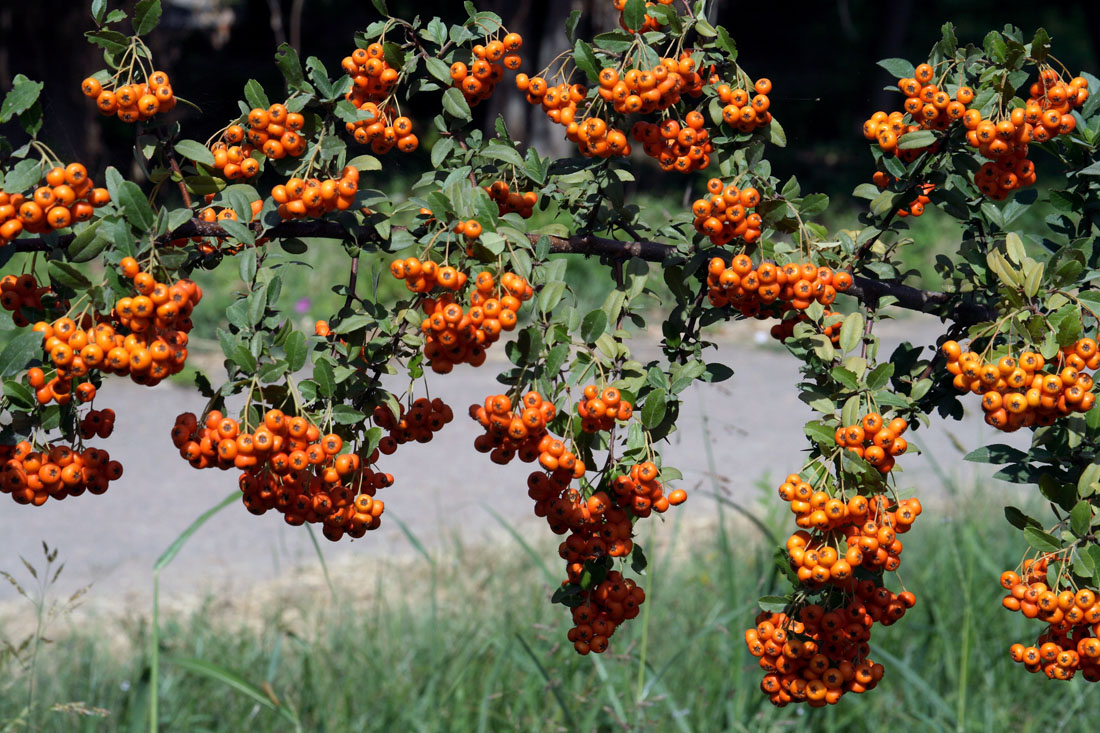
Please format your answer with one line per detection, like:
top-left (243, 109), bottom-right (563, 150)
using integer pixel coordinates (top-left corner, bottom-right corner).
top-left (345, 154), bottom-right (382, 172)
top-left (838, 312), bottom-right (864, 354)
top-left (442, 88), bottom-right (472, 121)
top-left (284, 330), bottom-right (307, 372)
top-left (641, 388), bottom-right (667, 428)
top-left (581, 309), bottom-right (608, 343)
top-left (91, 0), bottom-right (106, 24)
top-left (866, 362), bottom-right (894, 390)
top-left (0, 75), bottom-right (43, 124)
top-left (331, 405), bottom-right (366, 425)
top-left (481, 139), bottom-right (525, 169)
top-left (757, 595), bottom-right (789, 613)
top-left (876, 58), bottom-right (915, 78)
top-left (314, 358), bottom-right (335, 397)
top-left (370, 0), bottom-right (388, 15)
top-left (48, 261), bottom-right (92, 290)
top-left (897, 130), bottom-right (936, 150)
top-left (67, 220), bottom-right (107, 262)
top-left (983, 30), bottom-right (1007, 63)
top-left (1071, 500), bottom-right (1092, 537)
top-left (1004, 505), bottom-right (1042, 530)
top-left (573, 40), bottom-right (600, 83)
top-left (425, 57), bottom-right (452, 85)
top-left (622, 0), bottom-right (646, 31)
top-left (175, 139), bottom-right (215, 167)
top-left (964, 443), bottom-right (1028, 464)
top-left (85, 29), bottom-right (130, 55)
top-left (0, 331), bottom-right (41, 378)
top-left (3, 159), bottom-right (41, 193)
top-left (630, 543), bottom-right (647, 574)
top-left (219, 219), bottom-right (256, 248)
top-left (167, 656), bottom-right (297, 724)
top-left (118, 181), bottom-right (155, 231)
top-left (539, 281), bottom-right (567, 315)
top-left (1023, 526), bottom-right (1061, 553)
top-left (243, 79), bottom-right (270, 110)
top-left (133, 0), bottom-right (162, 35)
top-left (274, 43), bottom-right (307, 91)
top-left (3, 379), bottom-right (34, 409)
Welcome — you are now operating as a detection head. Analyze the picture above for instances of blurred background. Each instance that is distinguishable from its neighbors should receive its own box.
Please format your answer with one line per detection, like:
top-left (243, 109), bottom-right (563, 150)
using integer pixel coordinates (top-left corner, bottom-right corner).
top-left (1, 1), bottom-right (1099, 730)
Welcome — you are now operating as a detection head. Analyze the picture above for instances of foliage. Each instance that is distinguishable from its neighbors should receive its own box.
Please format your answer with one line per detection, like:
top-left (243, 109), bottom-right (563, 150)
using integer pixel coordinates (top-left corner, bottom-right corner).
top-left (1, 0), bottom-right (1100, 716)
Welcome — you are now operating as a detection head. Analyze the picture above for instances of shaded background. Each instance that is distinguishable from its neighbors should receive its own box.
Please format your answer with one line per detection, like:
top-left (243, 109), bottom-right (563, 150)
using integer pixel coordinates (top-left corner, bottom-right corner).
top-left (1, 0), bottom-right (1098, 201)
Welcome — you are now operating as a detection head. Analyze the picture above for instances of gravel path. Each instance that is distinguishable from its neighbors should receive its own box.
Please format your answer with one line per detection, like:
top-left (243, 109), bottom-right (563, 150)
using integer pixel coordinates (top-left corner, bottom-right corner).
top-left (0, 315), bottom-right (1023, 607)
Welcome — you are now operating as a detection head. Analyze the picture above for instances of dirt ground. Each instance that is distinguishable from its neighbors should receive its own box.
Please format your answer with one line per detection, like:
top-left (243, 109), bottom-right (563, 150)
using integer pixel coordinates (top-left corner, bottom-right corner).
top-left (0, 314), bottom-right (1022, 613)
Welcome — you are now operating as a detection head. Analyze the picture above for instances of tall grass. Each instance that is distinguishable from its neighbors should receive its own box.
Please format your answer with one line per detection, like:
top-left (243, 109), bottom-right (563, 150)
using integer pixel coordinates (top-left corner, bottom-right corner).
top-left (1, 482), bottom-right (1094, 732)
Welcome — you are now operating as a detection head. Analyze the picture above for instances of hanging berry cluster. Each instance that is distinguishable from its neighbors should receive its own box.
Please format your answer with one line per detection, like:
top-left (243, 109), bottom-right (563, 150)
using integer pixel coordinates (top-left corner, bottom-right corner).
top-left (406, 269), bottom-right (532, 374)
top-left (0, 274), bottom-right (55, 327)
top-left (0, 164), bottom-right (110, 243)
top-left (171, 410), bottom-right (390, 542)
top-left (705, 254), bottom-right (853, 317)
top-left (483, 181), bottom-right (538, 218)
top-left (577, 385), bottom-right (634, 433)
top-left (834, 413), bottom-right (910, 474)
top-left (692, 178), bottom-right (762, 245)
top-left (341, 44), bottom-right (419, 153)
top-left (82, 70), bottom-right (176, 123)
top-left (374, 399), bottom-right (454, 453)
top-left (942, 338), bottom-right (1098, 432)
top-left (1, 441), bottom-right (123, 507)
top-left (716, 77), bottom-right (774, 133)
top-left (631, 112), bottom-right (713, 173)
top-left (450, 32), bottom-right (524, 106)
top-left (1001, 558), bottom-right (1100, 682)
top-left (209, 125), bottom-right (260, 179)
top-left (272, 166), bottom-right (360, 221)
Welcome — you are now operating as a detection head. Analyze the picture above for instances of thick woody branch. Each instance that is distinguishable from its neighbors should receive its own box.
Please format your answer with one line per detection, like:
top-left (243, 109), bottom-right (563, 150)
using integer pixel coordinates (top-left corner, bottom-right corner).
top-left (10, 219), bottom-right (996, 326)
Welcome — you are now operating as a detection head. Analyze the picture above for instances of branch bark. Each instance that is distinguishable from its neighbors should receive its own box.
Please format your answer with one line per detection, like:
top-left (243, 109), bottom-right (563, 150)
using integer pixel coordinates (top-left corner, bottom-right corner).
top-left (10, 218), bottom-right (997, 326)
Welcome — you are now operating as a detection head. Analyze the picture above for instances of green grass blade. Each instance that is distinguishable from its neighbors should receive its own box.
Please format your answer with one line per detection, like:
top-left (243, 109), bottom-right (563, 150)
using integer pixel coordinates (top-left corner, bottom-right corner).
top-left (304, 524), bottom-right (336, 599)
top-left (869, 642), bottom-right (956, 725)
top-left (165, 656), bottom-right (299, 726)
top-left (511, 633), bottom-right (576, 729)
top-left (387, 512), bottom-right (435, 568)
top-left (484, 507), bottom-right (555, 585)
top-left (154, 491), bottom-right (239, 572)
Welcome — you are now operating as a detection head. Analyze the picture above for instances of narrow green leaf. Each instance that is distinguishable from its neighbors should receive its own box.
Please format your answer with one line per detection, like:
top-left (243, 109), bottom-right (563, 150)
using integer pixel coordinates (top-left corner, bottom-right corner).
top-left (0, 331), bottom-right (42, 378)
top-left (641, 389), bottom-right (667, 428)
top-left (132, 0), bottom-right (162, 35)
top-left (175, 139), bottom-right (215, 167)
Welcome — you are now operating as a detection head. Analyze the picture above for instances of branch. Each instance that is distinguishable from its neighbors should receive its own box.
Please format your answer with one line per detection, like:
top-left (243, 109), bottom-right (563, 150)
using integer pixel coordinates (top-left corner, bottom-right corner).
top-left (10, 219), bottom-right (997, 326)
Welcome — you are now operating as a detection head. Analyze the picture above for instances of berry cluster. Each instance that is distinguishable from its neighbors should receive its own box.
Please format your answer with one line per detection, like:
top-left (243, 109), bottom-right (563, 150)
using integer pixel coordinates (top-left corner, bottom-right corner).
top-left (745, 589), bottom-right (906, 707)
top-left (595, 55), bottom-right (706, 117)
top-left (577, 385), bottom-right (634, 433)
top-left (78, 407), bottom-right (116, 440)
top-left (413, 270), bottom-right (532, 374)
top-left (172, 410), bottom-right (389, 542)
top-left (631, 112), bottom-right (713, 173)
top-left (374, 398), bottom-right (454, 454)
top-left (0, 164), bottom-right (110, 243)
top-left (693, 178), bottom-right (762, 245)
top-left (210, 125), bottom-right (260, 179)
top-left (1, 441), bottom-right (123, 506)
top-left (942, 338), bottom-right (1098, 431)
top-left (245, 104), bottom-right (307, 159)
top-left (610, 461), bottom-right (686, 516)
top-left (612, 0), bottom-right (675, 33)
top-left (706, 254), bottom-right (853, 316)
top-left (769, 308), bottom-right (846, 345)
top-left (341, 45), bottom-right (419, 153)
top-left (26, 363), bottom-right (95, 408)
top-left (834, 413), bottom-right (910, 473)
top-left (484, 181), bottom-right (538, 218)
top-left (0, 274), bottom-right (55, 327)
top-left (566, 571), bottom-right (646, 655)
top-left (1001, 559), bottom-right (1100, 681)
top-left (82, 71), bottom-right (176, 122)
top-left (272, 166), bottom-right (359, 220)
top-left (388, 257), bottom-right (468, 294)
top-left (516, 76), bottom-right (629, 158)
top-left (782, 490), bottom-right (922, 580)
top-left (717, 77), bottom-right (774, 133)
top-left (470, 392), bottom-right (560, 467)
top-left (450, 32), bottom-right (524, 106)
